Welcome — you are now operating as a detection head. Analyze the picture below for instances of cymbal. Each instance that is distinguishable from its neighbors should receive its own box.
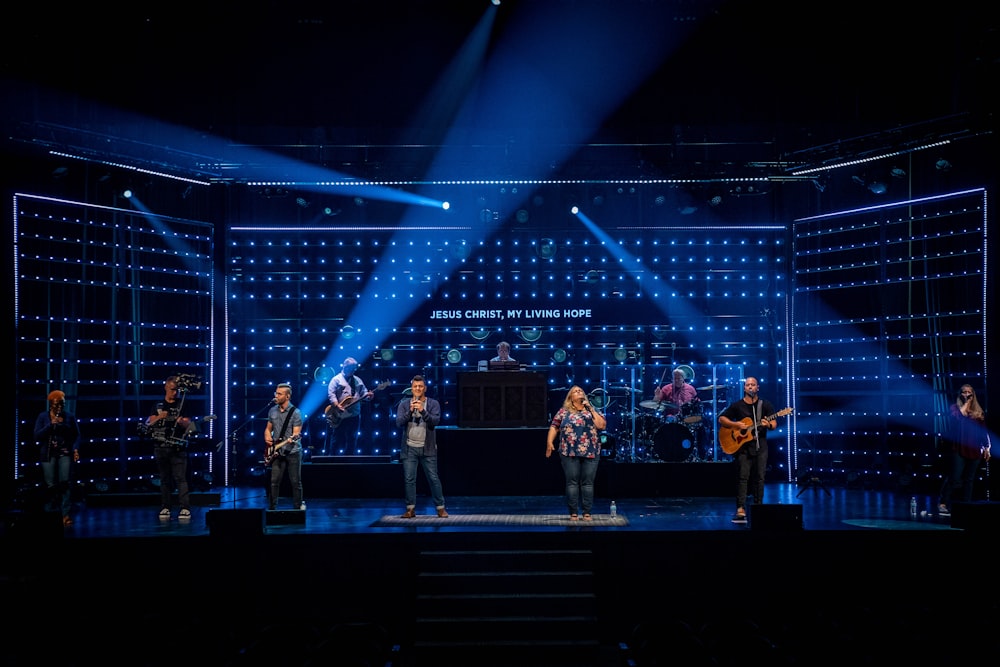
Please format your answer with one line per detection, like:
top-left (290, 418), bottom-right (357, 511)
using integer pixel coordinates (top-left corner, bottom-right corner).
top-left (639, 400), bottom-right (679, 414)
top-left (696, 384), bottom-right (726, 391)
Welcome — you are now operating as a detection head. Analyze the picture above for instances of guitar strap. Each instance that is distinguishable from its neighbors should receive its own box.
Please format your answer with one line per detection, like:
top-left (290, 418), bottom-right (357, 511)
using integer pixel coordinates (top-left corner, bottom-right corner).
top-left (752, 400), bottom-right (760, 450)
top-left (276, 405), bottom-right (297, 443)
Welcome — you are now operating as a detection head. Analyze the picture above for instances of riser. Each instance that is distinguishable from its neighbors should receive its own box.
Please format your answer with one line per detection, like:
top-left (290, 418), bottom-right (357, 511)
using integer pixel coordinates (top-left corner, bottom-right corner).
top-left (416, 592), bottom-right (596, 617)
top-left (409, 639), bottom-right (603, 667)
top-left (416, 572), bottom-right (594, 595)
top-left (418, 549), bottom-right (595, 573)
top-left (414, 616), bottom-right (597, 641)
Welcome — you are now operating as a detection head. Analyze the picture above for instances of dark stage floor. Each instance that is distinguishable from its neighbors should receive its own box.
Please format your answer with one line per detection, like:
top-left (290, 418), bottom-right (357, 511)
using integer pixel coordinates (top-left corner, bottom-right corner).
top-left (18, 481), bottom-right (975, 538)
top-left (3, 482), bottom-right (997, 667)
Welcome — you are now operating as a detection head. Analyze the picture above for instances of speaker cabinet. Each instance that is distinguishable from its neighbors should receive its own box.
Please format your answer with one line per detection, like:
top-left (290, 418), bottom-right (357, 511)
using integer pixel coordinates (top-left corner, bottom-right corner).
top-left (206, 509), bottom-right (264, 538)
top-left (750, 504), bottom-right (803, 531)
top-left (4, 510), bottom-right (64, 539)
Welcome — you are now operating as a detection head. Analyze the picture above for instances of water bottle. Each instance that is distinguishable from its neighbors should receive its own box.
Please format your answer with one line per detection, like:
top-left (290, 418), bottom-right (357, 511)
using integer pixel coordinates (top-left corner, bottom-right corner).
top-left (909, 496), bottom-right (917, 516)
top-left (610, 501), bottom-right (617, 518)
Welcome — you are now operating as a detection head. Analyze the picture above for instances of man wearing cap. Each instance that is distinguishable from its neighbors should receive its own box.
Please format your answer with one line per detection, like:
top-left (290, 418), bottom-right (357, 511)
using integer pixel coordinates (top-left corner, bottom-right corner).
top-left (33, 390), bottom-right (82, 527)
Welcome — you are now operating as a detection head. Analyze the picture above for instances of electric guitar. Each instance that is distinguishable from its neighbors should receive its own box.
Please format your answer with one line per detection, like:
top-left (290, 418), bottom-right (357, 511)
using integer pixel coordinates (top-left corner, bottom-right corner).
top-left (719, 407), bottom-right (793, 454)
top-left (324, 381), bottom-right (389, 427)
top-left (264, 433), bottom-right (301, 465)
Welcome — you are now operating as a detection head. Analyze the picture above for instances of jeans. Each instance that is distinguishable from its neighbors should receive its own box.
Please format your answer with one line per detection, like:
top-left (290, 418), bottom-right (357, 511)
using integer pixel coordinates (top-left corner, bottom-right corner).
top-left (269, 450), bottom-right (303, 509)
top-left (330, 415), bottom-right (361, 454)
top-left (154, 446), bottom-right (190, 510)
top-left (41, 454), bottom-right (73, 517)
top-left (938, 450), bottom-right (983, 506)
top-left (401, 445), bottom-right (445, 509)
top-left (736, 443), bottom-right (768, 508)
top-left (560, 455), bottom-right (599, 515)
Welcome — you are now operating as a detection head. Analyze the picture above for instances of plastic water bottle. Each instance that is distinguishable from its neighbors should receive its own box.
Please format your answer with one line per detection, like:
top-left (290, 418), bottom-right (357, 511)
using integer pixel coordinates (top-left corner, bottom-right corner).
top-left (909, 496), bottom-right (917, 516)
top-left (610, 501), bottom-right (617, 519)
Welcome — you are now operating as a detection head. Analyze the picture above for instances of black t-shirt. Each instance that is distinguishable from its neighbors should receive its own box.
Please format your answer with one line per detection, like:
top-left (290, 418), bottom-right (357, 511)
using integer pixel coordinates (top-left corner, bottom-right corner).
top-left (721, 397), bottom-right (776, 451)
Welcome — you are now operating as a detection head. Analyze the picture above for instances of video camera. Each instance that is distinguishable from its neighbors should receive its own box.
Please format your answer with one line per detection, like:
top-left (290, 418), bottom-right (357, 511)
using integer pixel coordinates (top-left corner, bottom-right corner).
top-left (175, 373), bottom-right (204, 392)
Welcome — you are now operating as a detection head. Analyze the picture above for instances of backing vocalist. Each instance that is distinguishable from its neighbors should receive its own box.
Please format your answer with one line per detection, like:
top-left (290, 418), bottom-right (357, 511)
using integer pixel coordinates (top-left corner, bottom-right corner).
top-left (33, 390), bottom-right (81, 527)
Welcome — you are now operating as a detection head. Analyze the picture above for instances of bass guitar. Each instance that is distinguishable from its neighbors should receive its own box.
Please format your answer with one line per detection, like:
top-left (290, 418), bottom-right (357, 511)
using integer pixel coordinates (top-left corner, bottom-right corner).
top-left (325, 381), bottom-right (389, 427)
top-left (719, 407), bottom-right (793, 454)
top-left (264, 433), bottom-right (301, 466)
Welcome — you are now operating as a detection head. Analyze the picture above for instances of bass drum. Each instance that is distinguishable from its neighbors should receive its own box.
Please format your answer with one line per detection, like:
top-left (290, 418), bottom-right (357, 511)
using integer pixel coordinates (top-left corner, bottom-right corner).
top-left (652, 422), bottom-right (697, 462)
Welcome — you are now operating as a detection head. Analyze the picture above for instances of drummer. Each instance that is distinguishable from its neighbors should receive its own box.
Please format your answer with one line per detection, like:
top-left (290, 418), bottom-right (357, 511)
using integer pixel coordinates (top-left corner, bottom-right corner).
top-left (653, 368), bottom-right (698, 413)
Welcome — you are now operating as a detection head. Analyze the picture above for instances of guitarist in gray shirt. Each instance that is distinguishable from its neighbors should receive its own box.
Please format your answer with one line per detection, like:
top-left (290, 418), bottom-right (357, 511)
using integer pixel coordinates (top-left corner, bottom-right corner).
top-left (265, 382), bottom-right (304, 510)
top-left (326, 357), bottom-right (374, 453)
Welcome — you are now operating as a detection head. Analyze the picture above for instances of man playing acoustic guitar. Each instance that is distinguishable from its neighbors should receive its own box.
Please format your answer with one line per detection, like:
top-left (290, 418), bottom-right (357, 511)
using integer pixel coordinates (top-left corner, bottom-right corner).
top-left (265, 382), bottom-right (304, 511)
top-left (718, 377), bottom-right (787, 523)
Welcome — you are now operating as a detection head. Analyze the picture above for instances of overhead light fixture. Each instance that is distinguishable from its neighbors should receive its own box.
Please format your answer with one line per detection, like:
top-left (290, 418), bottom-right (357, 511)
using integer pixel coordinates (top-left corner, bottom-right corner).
top-left (867, 181), bottom-right (887, 195)
top-left (519, 328), bottom-right (542, 343)
top-left (536, 238), bottom-right (557, 259)
top-left (450, 240), bottom-right (471, 260)
top-left (314, 366), bottom-right (334, 384)
top-left (935, 158), bottom-right (952, 171)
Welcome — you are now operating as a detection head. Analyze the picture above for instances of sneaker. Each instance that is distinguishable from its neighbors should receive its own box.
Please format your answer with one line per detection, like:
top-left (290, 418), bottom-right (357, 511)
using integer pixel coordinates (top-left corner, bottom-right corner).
top-left (158, 508), bottom-right (171, 519)
top-left (299, 503), bottom-right (307, 511)
top-left (938, 504), bottom-right (950, 516)
top-left (732, 507), bottom-right (747, 523)
top-left (178, 509), bottom-right (192, 520)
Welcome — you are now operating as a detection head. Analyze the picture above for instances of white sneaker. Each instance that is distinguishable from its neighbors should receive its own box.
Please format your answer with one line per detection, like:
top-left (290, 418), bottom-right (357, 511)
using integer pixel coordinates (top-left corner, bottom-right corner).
top-left (299, 503), bottom-right (307, 511)
top-left (178, 509), bottom-right (192, 520)
top-left (158, 508), bottom-right (171, 519)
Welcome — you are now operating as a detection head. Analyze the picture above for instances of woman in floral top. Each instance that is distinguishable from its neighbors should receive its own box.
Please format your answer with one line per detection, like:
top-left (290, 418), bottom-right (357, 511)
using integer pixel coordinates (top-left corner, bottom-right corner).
top-left (546, 386), bottom-right (607, 521)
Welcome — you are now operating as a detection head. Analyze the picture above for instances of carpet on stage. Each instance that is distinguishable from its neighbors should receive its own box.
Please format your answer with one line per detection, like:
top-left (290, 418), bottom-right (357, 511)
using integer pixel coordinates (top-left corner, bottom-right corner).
top-left (371, 513), bottom-right (629, 527)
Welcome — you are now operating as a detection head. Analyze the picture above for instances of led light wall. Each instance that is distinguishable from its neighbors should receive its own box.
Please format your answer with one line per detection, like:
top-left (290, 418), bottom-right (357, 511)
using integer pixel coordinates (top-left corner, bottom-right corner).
top-left (13, 194), bottom-right (215, 494)
top-left (791, 189), bottom-right (988, 492)
top-left (227, 184), bottom-right (790, 471)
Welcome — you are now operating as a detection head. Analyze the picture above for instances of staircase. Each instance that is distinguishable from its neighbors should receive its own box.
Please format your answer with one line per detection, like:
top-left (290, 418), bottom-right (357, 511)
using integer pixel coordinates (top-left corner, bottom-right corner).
top-left (403, 548), bottom-right (608, 667)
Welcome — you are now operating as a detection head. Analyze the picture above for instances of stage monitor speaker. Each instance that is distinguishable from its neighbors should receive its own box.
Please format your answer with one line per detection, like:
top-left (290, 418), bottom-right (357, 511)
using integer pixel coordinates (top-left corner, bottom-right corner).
top-left (265, 509), bottom-right (306, 526)
top-left (206, 509), bottom-right (264, 538)
top-left (4, 510), bottom-right (64, 539)
top-left (750, 504), bottom-right (803, 531)
top-left (950, 501), bottom-right (1000, 531)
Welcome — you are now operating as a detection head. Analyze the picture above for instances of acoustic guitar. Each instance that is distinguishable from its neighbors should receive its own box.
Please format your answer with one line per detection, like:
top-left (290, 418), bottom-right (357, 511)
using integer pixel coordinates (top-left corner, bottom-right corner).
top-left (718, 407), bottom-right (793, 454)
top-left (324, 381), bottom-right (389, 427)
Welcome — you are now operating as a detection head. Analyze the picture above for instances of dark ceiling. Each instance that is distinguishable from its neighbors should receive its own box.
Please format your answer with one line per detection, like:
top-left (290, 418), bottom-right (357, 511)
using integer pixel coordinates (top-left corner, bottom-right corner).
top-left (3, 0), bottom-right (996, 181)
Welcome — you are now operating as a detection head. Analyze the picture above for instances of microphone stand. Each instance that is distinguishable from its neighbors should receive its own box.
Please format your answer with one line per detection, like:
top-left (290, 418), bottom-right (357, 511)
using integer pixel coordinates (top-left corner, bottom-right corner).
top-left (216, 400), bottom-right (274, 507)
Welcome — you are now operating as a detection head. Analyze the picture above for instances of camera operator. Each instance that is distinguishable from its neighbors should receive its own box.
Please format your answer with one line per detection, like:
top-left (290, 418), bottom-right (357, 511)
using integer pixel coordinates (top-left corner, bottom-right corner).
top-left (145, 375), bottom-right (194, 520)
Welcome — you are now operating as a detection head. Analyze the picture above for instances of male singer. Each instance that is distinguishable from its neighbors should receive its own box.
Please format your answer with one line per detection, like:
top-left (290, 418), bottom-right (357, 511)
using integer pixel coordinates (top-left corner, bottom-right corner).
top-left (396, 375), bottom-right (447, 518)
top-left (718, 377), bottom-right (776, 521)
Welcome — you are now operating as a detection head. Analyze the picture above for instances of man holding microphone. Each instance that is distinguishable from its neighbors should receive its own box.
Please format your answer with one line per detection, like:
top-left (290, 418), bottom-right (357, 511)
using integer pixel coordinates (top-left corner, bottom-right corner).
top-left (396, 375), bottom-right (447, 518)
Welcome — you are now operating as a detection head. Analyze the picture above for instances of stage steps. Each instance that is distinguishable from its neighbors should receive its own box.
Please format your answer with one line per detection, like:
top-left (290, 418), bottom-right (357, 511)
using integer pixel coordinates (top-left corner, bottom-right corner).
top-left (402, 548), bottom-right (609, 667)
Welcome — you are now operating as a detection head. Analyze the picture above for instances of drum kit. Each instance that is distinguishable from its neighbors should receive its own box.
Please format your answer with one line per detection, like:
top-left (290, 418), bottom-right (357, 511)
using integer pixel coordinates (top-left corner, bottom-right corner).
top-left (611, 379), bottom-right (730, 463)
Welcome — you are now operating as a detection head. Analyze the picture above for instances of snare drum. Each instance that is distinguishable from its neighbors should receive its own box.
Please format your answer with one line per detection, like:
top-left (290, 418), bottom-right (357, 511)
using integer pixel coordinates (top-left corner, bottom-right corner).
top-left (680, 400), bottom-right (703, 424)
